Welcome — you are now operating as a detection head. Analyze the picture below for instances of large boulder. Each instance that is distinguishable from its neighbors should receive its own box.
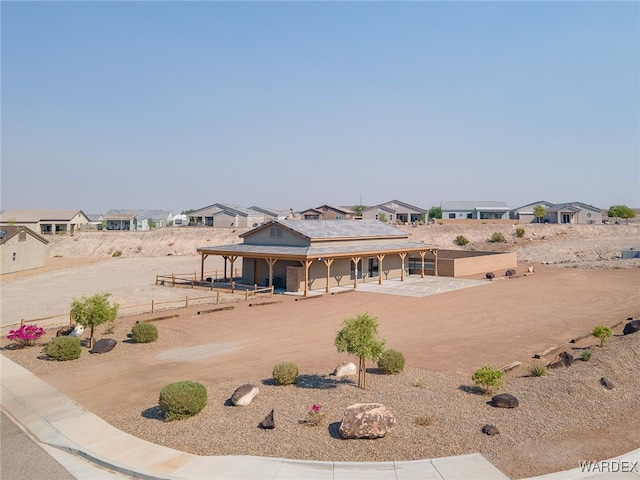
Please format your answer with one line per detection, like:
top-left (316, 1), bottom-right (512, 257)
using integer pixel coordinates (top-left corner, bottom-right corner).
top-left (623, 320), bottom-right (640, 335)
top-left (332, 362), bottom-right (358, 378)
top-left (485, 272), bottom-right (495, 280)
top-left (505, 269), bottom-right (516, 277)
top-left (90, 338), bottom-right (117, 354)
top-left (56, 325), bottom-right (75, 337)
top-left (491, 394), bottom-right (519, 409)
top-left (548, 351), bottom-right (573, 369)
top-left (231, 384), bottom-right (259, 406)
top-left (339, 403), bottom-right (395, 439)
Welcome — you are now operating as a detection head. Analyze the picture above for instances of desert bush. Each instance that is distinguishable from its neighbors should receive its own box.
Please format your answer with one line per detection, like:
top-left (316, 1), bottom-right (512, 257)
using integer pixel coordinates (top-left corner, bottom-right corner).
top-left (472, 365), bottom-right (503, 394)
top-left (489, 232), bottom-right (506, 243)
top-left (413, 378), bottom-right (424, 388)
top-left (159, 381), bottom-right (207, 421)
top-left (454, 235), bottom-right (469, 246)
top-left (46, 336), bottom-right (81, 361)
top-left (112, 250), bottom-right (122, 257)
top-left (131, 322), bottom-right (158, 343)
top-left (7, 324), bottom-right (45, 348)
top-left (580, 349), bottom-right (592, 361)
top-left (592, 325), bottom-right (613, 347)
top-left (302, 404), bottom-right (326, 427)
top-left (529, 363), bottom-right (548, 377)
top-left (415, 414), bottom-right (436, 427)
top-left (515, 227), bottom-right (525, 238)
top-left (377, 349), bottom-right (405, 374)
top-left (272, 362), bottom-right (298, 385)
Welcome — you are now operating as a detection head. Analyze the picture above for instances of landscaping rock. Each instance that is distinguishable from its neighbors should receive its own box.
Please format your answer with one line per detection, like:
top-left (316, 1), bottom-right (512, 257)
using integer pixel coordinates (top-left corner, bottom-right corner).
top-left (90, 338), bottom-right (117, 354)
top-left (258, 409), bottom-right (275, 429)
top-left (482, 424), bottom-right (499, 436)
top-left (332, 362), bottom-right (358, 377)
top-left (485, 272), bottom-right (495, 280)
top-left (56, 325), bottom-right (74, 337)
top-left (548, 351), bottom-right (573, 369)
top-left (491, 394), bottom-right (519, 408)
top-left (600, 377), bottom-right (616, 390)
top-left (230, 384), bottom-right (259, 406)
top-left (69, 325), bottom-right (85, 337)
top-left (623, 320), bottom-right (640, 335)
top-left (505, 269), bottom-right (516, 277)
top-left (339, 403), bottom-right (395, 439)
top-left (527, 266), bottom-right (535, 273)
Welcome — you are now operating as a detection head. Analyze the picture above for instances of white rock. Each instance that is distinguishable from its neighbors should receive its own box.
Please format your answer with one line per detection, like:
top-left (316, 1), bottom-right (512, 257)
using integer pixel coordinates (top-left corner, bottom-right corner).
top-left (333, 362), bottom-right (358, 377)
top-left (69, 325), bottom-right (85, 337)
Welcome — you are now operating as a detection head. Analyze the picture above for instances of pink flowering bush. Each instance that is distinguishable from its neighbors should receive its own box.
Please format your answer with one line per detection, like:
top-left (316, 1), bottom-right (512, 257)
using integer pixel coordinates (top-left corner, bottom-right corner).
top-left (303, 404), bottom-right (326, 427)
top-left (7, 324), bottom-right (46, 348)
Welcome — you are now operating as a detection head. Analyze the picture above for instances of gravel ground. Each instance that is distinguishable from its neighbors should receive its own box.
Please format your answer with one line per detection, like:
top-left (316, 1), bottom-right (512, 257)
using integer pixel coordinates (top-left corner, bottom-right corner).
top-left (2, 318), bottom-right (638, 480)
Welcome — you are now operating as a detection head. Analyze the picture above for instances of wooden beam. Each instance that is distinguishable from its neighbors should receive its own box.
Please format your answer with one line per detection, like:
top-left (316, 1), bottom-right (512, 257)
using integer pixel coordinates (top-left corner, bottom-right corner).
top-left (399, 252), bottom-right (408, 281)
top-left (351, 256), bottom-right (361, 289)
top-left (419, 251), bottom-right (427, 278)
top-left (376, 254), bottom-right (385, 285)
top-left (266, 258), bottom-right (277, 287)
top-left (303, 259), bottom-right (312, 297)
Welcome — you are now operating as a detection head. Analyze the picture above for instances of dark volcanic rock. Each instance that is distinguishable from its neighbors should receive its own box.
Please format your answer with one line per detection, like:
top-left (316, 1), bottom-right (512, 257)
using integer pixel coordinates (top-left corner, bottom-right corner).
top-left (623, 320), bottom-right (640, 335)
top-left (90, 338), bottom-right (117, 354)
top-left (491, 394), bottom-right (519, 408)
top-left (482, 424), bottom-right (499, 436)
top-left (258, 409), bottom-right (275, 429)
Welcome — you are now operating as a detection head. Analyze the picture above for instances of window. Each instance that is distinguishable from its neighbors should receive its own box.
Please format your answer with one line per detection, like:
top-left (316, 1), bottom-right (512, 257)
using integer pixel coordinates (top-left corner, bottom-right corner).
top-left (18, 231), bottom-right (26, 241)
top-left (448, 213), bottom-right (455, 219)
top-left (270, 226), bottom-right (282, 238)
top-left (466, 213), bottom-right (472, 219)
top-left (12, 252), bottom-right (16, 261)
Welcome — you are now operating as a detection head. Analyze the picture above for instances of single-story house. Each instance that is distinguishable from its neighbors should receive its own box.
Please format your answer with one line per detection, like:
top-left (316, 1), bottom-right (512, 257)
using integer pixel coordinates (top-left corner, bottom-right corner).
top-left (301, 205), bottom-right (355, 220)
top-left (0, 226), bottom-right (49, 274)
top-left (361, 200), bottom-right (428, 224)
top-left (0, 209), bottom-right (91, 236)
top-left (197, 219), bottom-right (440, 296)
top-left (188, 203), bottom-right (265, 227)
top-left (441, 201), bottom-right (510, 220)
top-left (510, 201), bottom-right (602, 224)
top-left (103, 214), bottom-right (137, 231)
top-left (104, 210), bottom-right (174, 229)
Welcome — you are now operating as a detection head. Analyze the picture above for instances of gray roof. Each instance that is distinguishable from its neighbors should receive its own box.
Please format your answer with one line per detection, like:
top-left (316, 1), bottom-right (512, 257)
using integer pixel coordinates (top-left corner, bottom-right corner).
top-left (242, 219), bottom-right (409, 241)
top-left (197, 241), bottom-right (435, 259)
top-left (0, 225), bottom-right (49, 245)
top-left (441, 201), bottom-right (509, 211)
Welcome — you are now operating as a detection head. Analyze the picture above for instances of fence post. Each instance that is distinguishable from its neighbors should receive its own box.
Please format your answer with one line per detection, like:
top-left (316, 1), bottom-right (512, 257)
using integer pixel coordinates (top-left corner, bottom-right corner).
top-left (20, 319), bottom-right (25, 327)
top-left (172, 274), bottom-right (175, 287)
top-left (151, 300), bottom-right (155, 313)
top-left (245, 290), bottom-right (248, 301)
top-left (186, 296), bottom-right (189, 309)
top-left (271, 285), bottom-right (274, 297)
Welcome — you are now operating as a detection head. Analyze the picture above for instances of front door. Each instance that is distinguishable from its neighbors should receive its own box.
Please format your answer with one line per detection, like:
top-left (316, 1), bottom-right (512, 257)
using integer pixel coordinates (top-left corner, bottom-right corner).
top-left (368, 258), bottom-right (379, 278)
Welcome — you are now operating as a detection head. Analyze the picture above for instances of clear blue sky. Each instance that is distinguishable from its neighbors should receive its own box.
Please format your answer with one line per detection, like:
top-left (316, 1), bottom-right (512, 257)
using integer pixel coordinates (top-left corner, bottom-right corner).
top-left (2, 1), bottom-right (638, 214)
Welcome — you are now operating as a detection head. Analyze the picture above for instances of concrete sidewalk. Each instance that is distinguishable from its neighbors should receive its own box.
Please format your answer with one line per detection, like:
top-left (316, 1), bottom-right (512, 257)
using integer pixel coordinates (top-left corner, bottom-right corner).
top-left (1, 354), bottom-right (638, 480)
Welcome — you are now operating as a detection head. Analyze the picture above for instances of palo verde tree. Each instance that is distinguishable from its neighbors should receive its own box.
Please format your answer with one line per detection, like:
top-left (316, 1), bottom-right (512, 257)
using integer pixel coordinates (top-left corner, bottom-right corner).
top-left (334, 312), bottom-right (386, 389)
top-left (533, 205), bottom-right (546, 223)
top-left (608, 205), bottom-right (636, 224)
top-left (70, 292), bottom-right (119, 349)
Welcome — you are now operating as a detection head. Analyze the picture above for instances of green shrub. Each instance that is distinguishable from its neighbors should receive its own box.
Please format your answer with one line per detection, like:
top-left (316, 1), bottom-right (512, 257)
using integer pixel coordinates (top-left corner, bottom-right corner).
top-left (131, 322), bottom-right (158, 343)
top-left (472, 364), bottom-right (504, 394)
top-left (454, 235), bottom-right (469, 246)
top-left (489, 232), bottom-right (506, 243)
top-left (272, 362), bottom-right (298, 385)
top-left (46, 337), bottom-right (82, 361)
top-left (529, 363), bottom-right (548, 377)
top-left (158, 381), bottom-right (207, 421)
top-left (377, 349), bottom-right (406, 374)
top-left (580, 349), bottom-right (592, 361)
top-left (515, 227), bottom-right (525, 238)
top-left (592, 325), bottom-right (613, 347)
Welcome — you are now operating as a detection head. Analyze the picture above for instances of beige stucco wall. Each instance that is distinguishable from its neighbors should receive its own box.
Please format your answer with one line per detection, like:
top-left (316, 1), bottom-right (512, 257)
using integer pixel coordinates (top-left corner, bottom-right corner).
top-left (1, 235), bottom-right (47, 274)
top-left (243, 227), bottom-right (308, 247)
top-left (437, 250), bottom-right (517, 277)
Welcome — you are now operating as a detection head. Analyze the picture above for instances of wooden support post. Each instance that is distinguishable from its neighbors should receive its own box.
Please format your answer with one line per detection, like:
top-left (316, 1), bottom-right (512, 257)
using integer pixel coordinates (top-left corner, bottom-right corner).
top-left (303, 260), bottom-right (312, 297)
top-left (266, 258), bottom-right (277, 287)
top-left (399, 252), bottom-right (407, 281)
top-left (323, 258), bottom-right (334, 294)
top-left (351, 256), bottom-right (361, 289)
top-left (419, 251), bottom-right (427, 278)
top-left (430, 249), bottom-right (439, 276)
top-left (229, 256), bottom-right (237, 292)
top-left (377, 254), bottom-right (385, 285)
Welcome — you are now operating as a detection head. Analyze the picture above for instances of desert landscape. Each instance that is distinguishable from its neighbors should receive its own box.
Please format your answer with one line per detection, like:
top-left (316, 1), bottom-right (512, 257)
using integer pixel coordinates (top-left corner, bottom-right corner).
top-left (1, 223), bottom-right (639, 479)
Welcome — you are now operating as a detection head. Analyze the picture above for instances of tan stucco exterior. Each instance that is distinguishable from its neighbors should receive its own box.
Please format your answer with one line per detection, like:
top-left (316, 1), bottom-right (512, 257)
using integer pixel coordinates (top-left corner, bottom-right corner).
top-left (1, 227), bottom-right (48, 274)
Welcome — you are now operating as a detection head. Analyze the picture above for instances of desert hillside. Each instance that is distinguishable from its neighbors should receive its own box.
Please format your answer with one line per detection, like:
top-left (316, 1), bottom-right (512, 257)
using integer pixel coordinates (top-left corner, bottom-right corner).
top-left (45, 223), bottom-right (640, 266)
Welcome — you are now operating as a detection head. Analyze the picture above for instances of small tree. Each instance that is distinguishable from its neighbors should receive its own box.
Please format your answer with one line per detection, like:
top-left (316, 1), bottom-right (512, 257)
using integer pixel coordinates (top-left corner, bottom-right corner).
top-left (428, 206), bottom-right (442, 220)
top-left (608, 205), bottom-right (635, 224)
top-left (533, 205), bottom-right (546, 223)
top-left (592, 325), bottom-right (612, 347)
top-left (377, 213), bottom-right (387, 223)
top-left (335, 312), bottom-right (386, 389)
top-left (70, 293), bottom-right (119, 348)
top-left (351, 205), bottom-right (366, 217)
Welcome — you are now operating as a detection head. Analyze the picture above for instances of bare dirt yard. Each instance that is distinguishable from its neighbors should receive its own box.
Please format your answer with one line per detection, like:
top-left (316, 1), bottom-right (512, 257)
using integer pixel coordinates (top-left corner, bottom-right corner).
top-left (1, 223), bottom-right (639, 479)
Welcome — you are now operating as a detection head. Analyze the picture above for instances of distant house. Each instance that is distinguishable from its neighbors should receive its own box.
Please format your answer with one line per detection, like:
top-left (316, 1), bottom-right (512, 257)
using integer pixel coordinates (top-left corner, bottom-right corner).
top-left (103, 214), bottom-right (137, 231)
top-left (197, 219), bottom-right (439, 296)
top-left (0, 226), bottom-right (49, 274)
top-left (188, 203), bottom-right (265, 227)
top-left (300, 205), bottom-right (355, 220)
top-left (361, 200), bottom-right (427, 224)
top-left (0, 209), bottom-right (91, 236)
top-left (105, 209), bottom-right (174, 229)
top-left (440, 201), bottom-right (510, 220)
top-left (510, 201), bottom-right (602, 224)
